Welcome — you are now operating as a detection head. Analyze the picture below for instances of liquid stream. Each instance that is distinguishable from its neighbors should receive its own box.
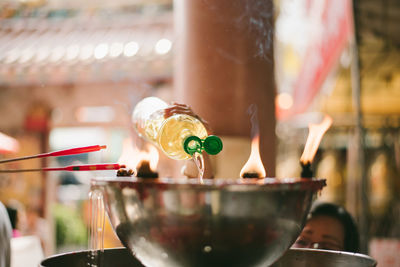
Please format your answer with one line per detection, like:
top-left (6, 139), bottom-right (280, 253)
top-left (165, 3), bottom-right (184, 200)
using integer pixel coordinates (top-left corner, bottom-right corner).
top-left (192, 152), bottom-right (205, 183)
top-left (88, 189), bottom-right (105, 267)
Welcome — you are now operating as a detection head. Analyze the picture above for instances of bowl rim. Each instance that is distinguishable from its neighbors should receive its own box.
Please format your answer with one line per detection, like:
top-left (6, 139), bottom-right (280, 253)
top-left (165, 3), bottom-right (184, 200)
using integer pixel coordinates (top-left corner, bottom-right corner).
top-left (91, 177), bottom-right (326, 192)
top-left (284, 248), bottom-right (377, 265)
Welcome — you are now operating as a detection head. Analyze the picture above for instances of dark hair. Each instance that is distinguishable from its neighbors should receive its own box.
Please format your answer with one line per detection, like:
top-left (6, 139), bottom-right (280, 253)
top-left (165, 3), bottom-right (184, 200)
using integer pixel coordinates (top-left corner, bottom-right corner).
top-left (308, 202), bottom-right (360, 253)
top-left (6, 207), bottom-right (17, 229)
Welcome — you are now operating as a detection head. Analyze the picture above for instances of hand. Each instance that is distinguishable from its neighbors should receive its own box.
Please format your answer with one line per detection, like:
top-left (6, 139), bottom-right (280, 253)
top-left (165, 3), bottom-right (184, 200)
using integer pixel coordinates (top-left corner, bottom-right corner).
top-left (164, 103), bottom-right (212, 135)
top-left (181, 155), bottom-right (214, 179)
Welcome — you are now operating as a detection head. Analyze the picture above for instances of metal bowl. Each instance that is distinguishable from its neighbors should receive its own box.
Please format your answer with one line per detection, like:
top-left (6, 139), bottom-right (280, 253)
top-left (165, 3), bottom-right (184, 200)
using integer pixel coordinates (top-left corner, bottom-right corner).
top-left (92, 177), bottom-right (325, 267)
top-left (40, 248), bottom-right (144, 267)
top-left (40, 247), bottom-right (376, 267)
top-left (272, 248), bottom-right (377, 267)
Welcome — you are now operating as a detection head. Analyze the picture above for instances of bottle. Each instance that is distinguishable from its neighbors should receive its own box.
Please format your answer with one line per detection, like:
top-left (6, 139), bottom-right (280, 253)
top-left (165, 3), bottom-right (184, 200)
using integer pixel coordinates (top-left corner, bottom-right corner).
top-left (132, 97), bottom-right (223, 160)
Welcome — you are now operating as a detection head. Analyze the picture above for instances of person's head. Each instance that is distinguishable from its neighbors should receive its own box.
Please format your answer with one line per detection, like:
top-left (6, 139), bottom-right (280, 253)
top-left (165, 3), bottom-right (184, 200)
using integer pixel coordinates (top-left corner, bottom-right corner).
top-left (293, 202), bottom-right (359, 252)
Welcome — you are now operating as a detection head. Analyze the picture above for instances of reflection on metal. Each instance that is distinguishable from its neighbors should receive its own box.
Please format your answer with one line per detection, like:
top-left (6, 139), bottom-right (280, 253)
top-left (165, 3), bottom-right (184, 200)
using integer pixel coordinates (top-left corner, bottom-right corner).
top-left (41, 247), bottom-right (377, 267)
top-left (272, 248), bottom-right (376, 267)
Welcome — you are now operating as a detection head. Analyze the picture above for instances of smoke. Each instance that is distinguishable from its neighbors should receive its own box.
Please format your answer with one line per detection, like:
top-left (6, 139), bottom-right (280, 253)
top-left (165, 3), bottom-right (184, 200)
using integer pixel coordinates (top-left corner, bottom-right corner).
top-left (201, 0), bottom-right (274, 61)
top-left (236, 0), bottom-right (274, 60)
top-left (247, 103), bottom-right (260, 139)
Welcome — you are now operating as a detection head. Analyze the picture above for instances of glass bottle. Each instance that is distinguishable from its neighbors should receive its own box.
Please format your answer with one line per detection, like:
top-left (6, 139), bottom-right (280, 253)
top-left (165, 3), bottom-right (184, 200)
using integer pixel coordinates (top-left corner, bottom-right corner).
top-left (132, 97), bottom-right (223, 160)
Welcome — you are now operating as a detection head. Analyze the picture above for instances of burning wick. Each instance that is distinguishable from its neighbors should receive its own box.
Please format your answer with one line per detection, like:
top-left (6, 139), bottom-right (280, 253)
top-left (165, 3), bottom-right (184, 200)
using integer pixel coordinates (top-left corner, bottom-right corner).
top-left (117, 138), bottom-right (159, 178)
top-left (300, 162), bottom-right (313, 178)
top-left (117, 168), bottom-right (134, 177)
top-left (300, 115), bottom-right (333, 178)
top-left (136, 160), bottom-right (159, 178)
top-left (242, 172), bottom-right (262, 179)
top-left (240, 134), bottom-right (266, 179)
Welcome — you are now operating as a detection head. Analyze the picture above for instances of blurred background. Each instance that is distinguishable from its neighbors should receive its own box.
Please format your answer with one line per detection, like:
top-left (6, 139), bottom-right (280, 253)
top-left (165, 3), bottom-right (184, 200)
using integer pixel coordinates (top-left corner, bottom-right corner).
top-left (0, 0), bottom-right (399, 266)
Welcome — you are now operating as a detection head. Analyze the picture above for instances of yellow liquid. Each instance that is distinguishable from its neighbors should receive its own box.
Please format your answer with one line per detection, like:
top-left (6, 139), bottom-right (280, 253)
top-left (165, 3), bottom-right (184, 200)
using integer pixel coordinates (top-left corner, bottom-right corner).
top-left (143, 114), bottom-right (208, 160)
top-left (193, 152), bottom-right (205, 181)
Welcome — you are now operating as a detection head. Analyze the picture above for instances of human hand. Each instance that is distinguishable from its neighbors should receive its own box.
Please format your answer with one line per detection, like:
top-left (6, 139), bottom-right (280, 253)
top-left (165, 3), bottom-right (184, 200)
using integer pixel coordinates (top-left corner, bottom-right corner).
top-left (181, 154), bottom-right (214, 179)
top-left (164, 103), bottom-right (212, 135)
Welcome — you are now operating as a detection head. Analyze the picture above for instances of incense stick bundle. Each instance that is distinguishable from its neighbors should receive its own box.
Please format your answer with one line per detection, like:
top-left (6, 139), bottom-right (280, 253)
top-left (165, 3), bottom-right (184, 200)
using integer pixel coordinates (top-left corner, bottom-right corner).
top-left (0, 163), bottom-right (125, 173)
top-left (0, 145), bottom-right (107, 164)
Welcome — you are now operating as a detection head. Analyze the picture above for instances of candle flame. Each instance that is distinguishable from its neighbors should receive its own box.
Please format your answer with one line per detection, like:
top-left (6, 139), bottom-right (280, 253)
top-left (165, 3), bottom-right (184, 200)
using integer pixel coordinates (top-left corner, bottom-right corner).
top-left (240, 134), bottom-right (266, 178)
top-left (145, 144), bottom-right (159, 171)
top-left (0, 132), bottom-right (19, 154)
top-left (118, 138), bottom-right (159, 173)
top-left (300, 115), bottom-right (333, 164)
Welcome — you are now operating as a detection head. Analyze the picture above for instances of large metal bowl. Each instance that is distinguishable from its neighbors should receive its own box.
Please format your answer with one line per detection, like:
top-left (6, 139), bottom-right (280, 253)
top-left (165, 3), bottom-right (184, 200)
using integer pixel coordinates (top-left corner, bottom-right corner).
top-left (92, 177), bottom-right (325, 267)
top-left (40, 247), bottom-right (376, 267)
top-left (272, 248), bottom-right (377, 267)
top-left (40, 248), bottom-right (144, 267)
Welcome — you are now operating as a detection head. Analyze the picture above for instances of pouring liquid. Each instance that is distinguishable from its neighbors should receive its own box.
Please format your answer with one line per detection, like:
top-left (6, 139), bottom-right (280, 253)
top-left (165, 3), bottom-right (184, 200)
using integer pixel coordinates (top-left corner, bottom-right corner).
top-left (192, 152), bottom-right (205, 183)
top-left (88, 189), bottom-right (105, 267)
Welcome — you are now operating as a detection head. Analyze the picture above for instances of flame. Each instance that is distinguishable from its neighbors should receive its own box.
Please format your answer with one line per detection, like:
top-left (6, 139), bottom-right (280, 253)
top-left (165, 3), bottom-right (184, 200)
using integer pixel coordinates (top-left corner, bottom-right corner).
top-left (146, 144), bottom-right (159, 171)
top-left (118, 138), bottom-right (159, 173)
top-left (0, 132), bottom-right (19, 154)
top-left (300, 115), bottom-right (333, 164)
top-left (240, 134), bottom-right (266, 178)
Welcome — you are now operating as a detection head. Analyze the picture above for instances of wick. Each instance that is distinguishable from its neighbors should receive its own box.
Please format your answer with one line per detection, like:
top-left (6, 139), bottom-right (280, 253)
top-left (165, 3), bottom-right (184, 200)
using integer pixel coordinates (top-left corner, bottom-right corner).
top-left (242, 172), bottom-right (262, 179)
top-left (136, 161), bottom-right (159, 178)
top-left (116, 168), bottom-right (134, 177)
top-left (300, 162), bottom-right (313, 178)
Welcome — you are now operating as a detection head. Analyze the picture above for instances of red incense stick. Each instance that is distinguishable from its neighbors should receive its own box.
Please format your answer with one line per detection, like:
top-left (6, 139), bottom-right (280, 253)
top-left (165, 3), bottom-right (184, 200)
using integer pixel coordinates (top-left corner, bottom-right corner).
top-left (0, 145), bottom-right (107, 164)
top-left (0, 163), bottom-right (125, 173)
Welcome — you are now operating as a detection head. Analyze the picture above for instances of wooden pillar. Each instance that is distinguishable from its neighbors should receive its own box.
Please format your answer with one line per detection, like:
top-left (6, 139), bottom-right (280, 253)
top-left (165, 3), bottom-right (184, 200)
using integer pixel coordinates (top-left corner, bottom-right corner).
top-left (174, 0), bottom-right (276, 176)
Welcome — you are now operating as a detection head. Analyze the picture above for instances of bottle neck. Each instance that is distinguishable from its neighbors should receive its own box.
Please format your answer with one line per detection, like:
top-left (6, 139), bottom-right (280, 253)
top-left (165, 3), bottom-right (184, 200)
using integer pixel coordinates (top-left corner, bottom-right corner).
top-left (183, 136), bottom-right (203, 156)
top-left (183, 135), bottom-right (223, 156)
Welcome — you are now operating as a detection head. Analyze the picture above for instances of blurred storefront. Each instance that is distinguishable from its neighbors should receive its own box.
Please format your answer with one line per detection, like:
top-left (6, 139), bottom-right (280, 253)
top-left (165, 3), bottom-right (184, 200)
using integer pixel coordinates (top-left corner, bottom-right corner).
top-left (0, 0), bottom-right (174, 257)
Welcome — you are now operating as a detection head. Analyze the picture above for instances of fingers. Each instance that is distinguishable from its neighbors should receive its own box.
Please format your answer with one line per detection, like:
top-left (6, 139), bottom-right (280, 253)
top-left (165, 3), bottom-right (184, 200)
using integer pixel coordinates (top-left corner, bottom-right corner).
top-left (181, 160), bottom-right (199, 178)
top-left (164, 103), bottom-right (195, 118)
top-left (166, 106), bottom-right (191, 114)
top-left (163, 103), bottom-right (213, 134)
top-left (171, 102), bottom-right (189, 108)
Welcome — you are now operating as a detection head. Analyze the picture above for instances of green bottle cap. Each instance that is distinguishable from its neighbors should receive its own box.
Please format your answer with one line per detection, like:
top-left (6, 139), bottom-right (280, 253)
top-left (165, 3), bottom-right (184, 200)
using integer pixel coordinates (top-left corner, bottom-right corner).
top-left (183, 136), bottom-right (203, 155)
top-left (203, 135), bottom-right (223, 155)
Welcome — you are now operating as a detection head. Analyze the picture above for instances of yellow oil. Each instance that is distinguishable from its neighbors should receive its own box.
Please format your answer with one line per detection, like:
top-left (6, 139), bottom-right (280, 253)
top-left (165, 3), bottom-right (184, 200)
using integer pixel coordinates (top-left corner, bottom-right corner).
top-left (192, 152), bottom-right (205, 181)
top-left (143, 114), bottom-right (208, 160)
